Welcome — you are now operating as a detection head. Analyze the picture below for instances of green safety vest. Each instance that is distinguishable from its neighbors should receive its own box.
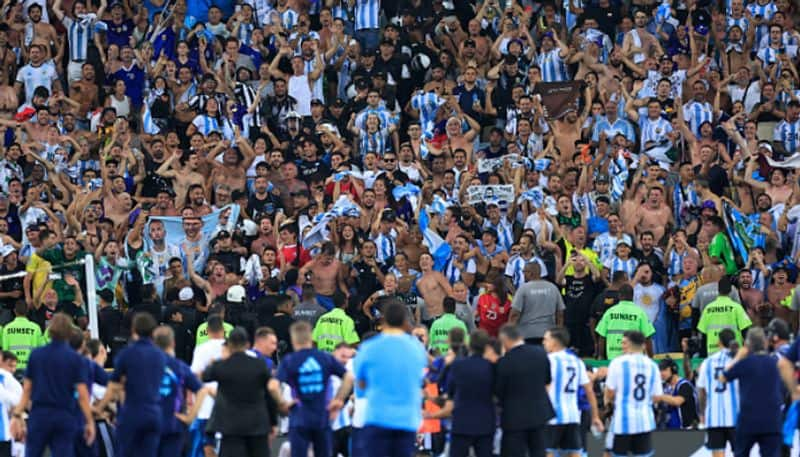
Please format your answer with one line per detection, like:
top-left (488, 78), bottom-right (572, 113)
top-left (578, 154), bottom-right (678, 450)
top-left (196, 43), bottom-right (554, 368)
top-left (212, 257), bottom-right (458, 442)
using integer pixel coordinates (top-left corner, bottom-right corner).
top-left (195, 322), bottom-right (233, 347)
top-left (312, 308), bottom-right (360, 352)
top-left (429, 313), bottom-right (468, 355)
top-left (595, 301), bottom-right (656, 360)
top-left (2, 317), bottom-right (45, 370)
top-left (696, 296), bottom-right (752, 355)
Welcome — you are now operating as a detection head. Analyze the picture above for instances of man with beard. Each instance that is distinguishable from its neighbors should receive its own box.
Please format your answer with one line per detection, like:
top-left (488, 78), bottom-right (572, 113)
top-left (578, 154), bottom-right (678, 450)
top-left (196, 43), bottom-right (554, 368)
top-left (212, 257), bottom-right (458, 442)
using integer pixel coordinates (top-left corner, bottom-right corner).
top-left (263, 78), bottom-right (298, 135)
top-left (180, 215), bottom-right (210, 274)
top-left (128, 217), bottom-right (181, 294)
top-left (767, 266), bottom-right (795, 331)
top-left (556, 253), bottom-right (601, 356)
top-left (156, 150), bottom-right (206, 207)
top-left (739, 269), bottom-right (767, 325)
top-left (552, 105), bottom-right (590, 164)
top-left (183, 184), bottom-right (212, 216)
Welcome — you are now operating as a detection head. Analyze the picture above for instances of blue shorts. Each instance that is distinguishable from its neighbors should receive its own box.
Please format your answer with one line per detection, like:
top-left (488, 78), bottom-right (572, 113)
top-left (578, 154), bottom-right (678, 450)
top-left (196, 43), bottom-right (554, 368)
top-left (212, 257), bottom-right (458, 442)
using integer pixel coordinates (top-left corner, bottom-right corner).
top-left (188, 419), bottom-right (215, 457)
top-left (360, 426), bottom-right (416, 457)
top-left (316, 294), bottom-right (335, 311)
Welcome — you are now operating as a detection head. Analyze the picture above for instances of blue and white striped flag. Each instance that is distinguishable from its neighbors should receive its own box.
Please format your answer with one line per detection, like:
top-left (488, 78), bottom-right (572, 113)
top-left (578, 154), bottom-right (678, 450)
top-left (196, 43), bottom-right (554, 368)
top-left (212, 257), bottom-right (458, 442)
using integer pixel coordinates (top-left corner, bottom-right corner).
top-left (392, 183), bottom-right (421, 202)
top-left (427, 195), bottom-right (449, 215)
top-left (418, 208), bottom-right (451, 272)
top-left (142, 105), bottom-right (160, 135)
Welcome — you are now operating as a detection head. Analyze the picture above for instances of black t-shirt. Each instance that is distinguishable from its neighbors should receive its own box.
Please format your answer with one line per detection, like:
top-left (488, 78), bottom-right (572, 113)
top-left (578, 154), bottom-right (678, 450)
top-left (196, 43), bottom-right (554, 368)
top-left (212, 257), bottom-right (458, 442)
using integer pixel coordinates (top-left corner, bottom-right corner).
top-left (263, 312), bottom-right (294, 355)
top-left (255, 294), bottom-right (282, 325)
top-left (350, 260), bottom-right (382, 304)
top-left (0, 263), bottom-right (24, 310)
top-left (141, 156), bottom-right (172, 198)
top-left (591, 289), bottom-right (620, 321)
top-left (297, 159), bottom-right (331, 184)
top-left (563, 275), bottom-right (600, 324)
top-left (247, 193), bottom-right (284, 220)
top-left (693, 164), bottom-right (729, 197)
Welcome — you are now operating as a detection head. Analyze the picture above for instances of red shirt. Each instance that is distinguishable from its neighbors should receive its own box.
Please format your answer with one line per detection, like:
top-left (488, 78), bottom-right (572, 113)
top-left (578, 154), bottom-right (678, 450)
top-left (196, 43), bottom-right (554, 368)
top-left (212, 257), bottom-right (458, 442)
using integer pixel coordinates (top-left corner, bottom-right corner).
top-left (280, 244), bottom-right (311, 267)
top-left (476, 293), bottom-right (511, 337)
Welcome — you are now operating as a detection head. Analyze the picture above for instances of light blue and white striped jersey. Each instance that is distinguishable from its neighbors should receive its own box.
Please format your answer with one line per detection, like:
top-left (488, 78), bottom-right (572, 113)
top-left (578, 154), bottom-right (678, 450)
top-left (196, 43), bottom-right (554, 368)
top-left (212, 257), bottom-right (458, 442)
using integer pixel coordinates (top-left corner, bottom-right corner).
top-left (411, 91), bottom-right (445, 132)
top-left (0, 368), bottom-right (20, 441)
top-left (15, 61), bottom-right (58, 105)
top-left (358, 127), bottom-right (390, 157)
top-left (592, 233), bottom-right (634, 265)
top-left (673, 182), bottom-right (700, 228)
top-left (607, 353), bottom-right (662, 435)
top-left (591, 117), bottom-right (636, 143)
top-left (756, 46), bottom-right (784, 70)
top-left (279, 8), bottom-right (299, 31)
top-left (563, 0), bottom-right (583, 31)
top-left (638, 115), bottom-right (673, 152)
top-left (667, 249), bottom-right (689, 278)
top-left (604, 256), bottom-right (639, 279)
top-left (444, 255), bottom-right (477, 285)
top-left (773, 118), bottom-right (800, 154)
top-left (330, 0), bottom-right (352, 21)
top-left (504, 254), bottom-right (548, 290)
top-left (547, 350), bottom-right (589, 425)
top-left (750, 267), bottom-right (768, 291)
top-left (304, 56), bottom-right (325, 102)
top-left (746, 1), bottom-right (777, 46)
top-left (236, 22), bottom-right (255, 47)
top-left (328, 374), bottom-right (353, 430)
top-left (536, 48), bottom-right (569, 82)
top-left (696, 350), bottom-right (739, 428)
top-left (682, 100), bottom-right (714, 139)
top-left (354, 0), bottom-right (380, 30)
top-left (63, 15), bottom-right (95, 62)
top-left (483, 217), bottom-right (515, 252)
top-left (726, 16), bottom-right (750, 35)
top-left (191, 114), bottom-right (221, 137)
top-left (373, 232), bottom-right (396, 265)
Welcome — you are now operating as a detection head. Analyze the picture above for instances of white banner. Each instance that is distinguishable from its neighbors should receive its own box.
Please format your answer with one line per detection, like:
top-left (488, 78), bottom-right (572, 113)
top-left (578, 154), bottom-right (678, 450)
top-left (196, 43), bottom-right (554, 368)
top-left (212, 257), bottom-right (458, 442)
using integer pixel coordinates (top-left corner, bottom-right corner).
top-left (477, 154), bottom-right (528, 173)
top-left (466, 185), bottom-right (515, 205)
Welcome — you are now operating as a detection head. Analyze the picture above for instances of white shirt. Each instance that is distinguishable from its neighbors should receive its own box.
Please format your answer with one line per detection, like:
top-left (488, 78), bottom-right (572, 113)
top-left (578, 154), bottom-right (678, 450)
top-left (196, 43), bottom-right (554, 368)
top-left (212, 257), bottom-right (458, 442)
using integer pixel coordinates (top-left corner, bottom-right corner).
top-left (190, 338), bottom-right (225, 419)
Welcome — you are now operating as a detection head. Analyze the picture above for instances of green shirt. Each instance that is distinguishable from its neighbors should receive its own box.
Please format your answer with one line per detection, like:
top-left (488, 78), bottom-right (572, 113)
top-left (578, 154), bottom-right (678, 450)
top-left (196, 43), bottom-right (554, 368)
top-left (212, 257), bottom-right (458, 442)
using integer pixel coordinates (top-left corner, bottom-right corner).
top-left (708, 232), bottom-right (737, 275)
top-left (595, 300), bottom-right (656, 360)
top-left (39, 248), bottom-right (87, 303)
top-left (696, 295), bottom-right (752, 355)
top-left (429, 313), bottom-right (469, 355)
top-left (195, 321), bottom-right (234, 347)
top-left (2, 317), bottom-right (45, 370)
top-left (312, 308), bottom-right (360, 352)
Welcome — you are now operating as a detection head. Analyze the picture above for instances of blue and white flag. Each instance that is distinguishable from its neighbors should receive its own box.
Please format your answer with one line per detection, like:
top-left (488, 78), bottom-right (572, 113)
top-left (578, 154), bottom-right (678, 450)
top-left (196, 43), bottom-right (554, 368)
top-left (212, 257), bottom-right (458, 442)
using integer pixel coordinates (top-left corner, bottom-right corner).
top-left (427, 195), bottom-right (449, 215)
top-left (392, 183), bottom-right (421, 202)
top-left (142, 104), bottom-right (160, 135)
top-left (723, 201), bottom-right (765, 264)
top-left (418, 208), bottom-right (451, 272)
top-left (144, 204), bottom-right (240, 274)
top-left (303, 196), bottom-right (361, 249)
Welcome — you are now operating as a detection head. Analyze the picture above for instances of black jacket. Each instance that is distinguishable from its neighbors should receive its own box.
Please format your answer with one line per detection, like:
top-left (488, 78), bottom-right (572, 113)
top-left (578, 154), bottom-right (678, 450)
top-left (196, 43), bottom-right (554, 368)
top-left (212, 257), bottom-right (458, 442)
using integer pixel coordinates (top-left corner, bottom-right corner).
top-left (448, 355), bottom-right (496, 436)
top-left (203, 351), bottom-right (272, 435)
top-left (495, 344), bottom-right (554, 430)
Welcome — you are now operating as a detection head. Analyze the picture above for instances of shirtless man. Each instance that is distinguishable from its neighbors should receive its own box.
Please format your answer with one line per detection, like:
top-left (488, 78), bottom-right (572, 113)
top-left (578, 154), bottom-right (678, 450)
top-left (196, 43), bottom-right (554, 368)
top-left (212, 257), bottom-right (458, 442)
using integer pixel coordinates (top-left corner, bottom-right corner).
top-left (156, 149), bottom-right (205, 205)
top-left (69, 64), bottom-right (99, 123)
top-left (23, 4), bottom-right (59, 60)
top-left (209, 133), bottom-right (255, 193)
top-left (738, 269), bottom-right (767, 326)
top-left (767, 266), bottom-right (796, 331)
top-left (633, 186), bottom-right (672, 243)
top-left (552, 89), bottom-right (591, 162)
top-left (415, 252), bottom-right (453, 324)
top-left (150, 190), bottom-right (179, 217)
top-left (298, 242), bottom-right (348, 311)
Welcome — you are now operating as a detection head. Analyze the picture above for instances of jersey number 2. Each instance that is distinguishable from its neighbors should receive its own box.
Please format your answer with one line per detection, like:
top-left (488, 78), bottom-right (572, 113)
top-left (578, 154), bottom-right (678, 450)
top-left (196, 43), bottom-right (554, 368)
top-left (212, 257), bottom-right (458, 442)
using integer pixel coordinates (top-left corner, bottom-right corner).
top-left (564, 366), bottom-right (577, 393)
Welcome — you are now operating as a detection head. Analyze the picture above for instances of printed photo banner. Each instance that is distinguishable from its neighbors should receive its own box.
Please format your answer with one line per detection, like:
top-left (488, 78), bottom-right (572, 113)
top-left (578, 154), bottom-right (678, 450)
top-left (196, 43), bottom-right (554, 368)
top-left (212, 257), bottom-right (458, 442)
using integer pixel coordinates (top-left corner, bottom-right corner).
top-left (533, 81), bottom-right (585, 120)
top-left (465, 185), bottom-right (516, 205)
top-left (477, 154), bottom-right (528, 173)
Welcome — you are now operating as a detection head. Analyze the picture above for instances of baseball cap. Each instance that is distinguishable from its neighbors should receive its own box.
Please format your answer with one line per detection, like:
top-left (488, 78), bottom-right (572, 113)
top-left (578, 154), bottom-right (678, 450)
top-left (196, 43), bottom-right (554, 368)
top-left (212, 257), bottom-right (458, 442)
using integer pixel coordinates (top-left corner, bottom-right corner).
top-left (701, 200), bottom-right (716, 210)
top-left (310, 98), bottom-right (324, 106)
top-left (226, 285), bottom-right (246, 303)
top-left (0, 245), bottom-right (15, 258)
top-left (178, 287), bottom-right (195, 301)
top-left (215, 230), bottom-right (231, 239)
top-left (291, 189), bottom-right (311, 198)
top-left (332, 98), bottom-right (346, 107)
top-left (380, 210), bottom-right (396, 222)
top-left (596, 174), bottom-right (610, 183)
top-left (616, 239), bottom-right (631, 247)
top-left (758, 141), bottom-right (773, 153)
top-left (286, 111), bottom-right (302, 119)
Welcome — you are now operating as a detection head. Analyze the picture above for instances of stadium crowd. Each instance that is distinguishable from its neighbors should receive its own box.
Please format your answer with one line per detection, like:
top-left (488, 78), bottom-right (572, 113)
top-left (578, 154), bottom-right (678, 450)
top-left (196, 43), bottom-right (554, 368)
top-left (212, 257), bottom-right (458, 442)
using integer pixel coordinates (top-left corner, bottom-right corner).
top-left (0, 0), bottom-right (800, 455)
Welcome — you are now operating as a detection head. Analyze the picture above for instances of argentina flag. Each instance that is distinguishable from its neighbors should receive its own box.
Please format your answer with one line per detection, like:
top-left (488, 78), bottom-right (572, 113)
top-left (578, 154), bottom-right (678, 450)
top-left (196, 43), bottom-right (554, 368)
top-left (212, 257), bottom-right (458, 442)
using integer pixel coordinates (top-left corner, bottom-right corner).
top-left (418, 207), bottom-right (451, 272)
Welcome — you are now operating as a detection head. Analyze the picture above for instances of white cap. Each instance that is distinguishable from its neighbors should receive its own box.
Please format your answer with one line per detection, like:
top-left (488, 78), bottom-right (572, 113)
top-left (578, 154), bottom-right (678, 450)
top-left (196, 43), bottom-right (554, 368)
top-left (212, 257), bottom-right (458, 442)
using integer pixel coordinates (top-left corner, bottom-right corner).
top-left (178, 287), bottom-right (194, 301)
top-left (0, 245), bottom-right (15, 257)
top-left (226, 285), bottom-right (246, 303)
